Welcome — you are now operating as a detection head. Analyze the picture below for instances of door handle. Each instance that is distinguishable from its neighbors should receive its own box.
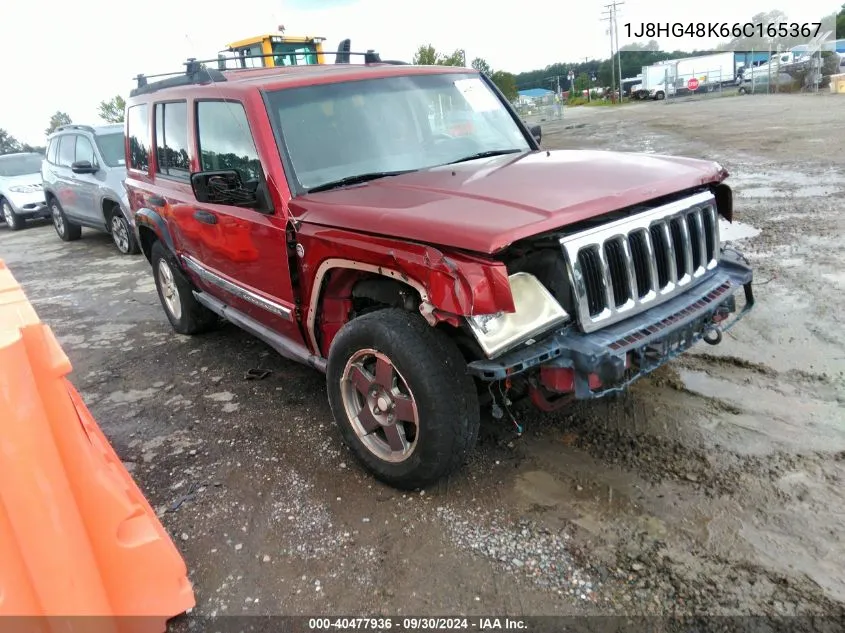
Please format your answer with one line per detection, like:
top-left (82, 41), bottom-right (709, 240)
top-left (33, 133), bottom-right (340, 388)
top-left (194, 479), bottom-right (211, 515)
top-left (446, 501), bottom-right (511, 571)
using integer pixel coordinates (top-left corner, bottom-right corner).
top-left (194, 209), bottom-right (218, 225)
top-left (147, 195), bottom-right (166, 207)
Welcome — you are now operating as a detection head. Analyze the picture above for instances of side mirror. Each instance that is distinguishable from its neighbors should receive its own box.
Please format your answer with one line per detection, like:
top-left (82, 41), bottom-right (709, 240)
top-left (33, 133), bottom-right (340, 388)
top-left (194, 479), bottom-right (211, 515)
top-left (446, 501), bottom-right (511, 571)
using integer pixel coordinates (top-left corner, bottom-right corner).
top-left (529, 124), bottom-right (542, 144)
top-left (71, 160), bottom-right (98, 174)
top-left (191, 170), bottom-right (246, 204)
top-left (190, 169), bottom-right (271, 212)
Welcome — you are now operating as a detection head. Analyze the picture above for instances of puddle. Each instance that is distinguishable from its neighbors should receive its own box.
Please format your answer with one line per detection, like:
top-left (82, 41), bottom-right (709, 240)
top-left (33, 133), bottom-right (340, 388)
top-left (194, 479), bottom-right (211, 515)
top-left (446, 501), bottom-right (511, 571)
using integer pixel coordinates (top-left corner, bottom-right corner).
top-left (719, 219), bottom-right (761, 241)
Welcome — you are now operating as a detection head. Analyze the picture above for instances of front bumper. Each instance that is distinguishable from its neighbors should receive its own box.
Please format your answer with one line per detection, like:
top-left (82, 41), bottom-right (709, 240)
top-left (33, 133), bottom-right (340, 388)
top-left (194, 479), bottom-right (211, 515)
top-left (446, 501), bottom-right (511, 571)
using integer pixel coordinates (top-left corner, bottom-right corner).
top-left (466, 250), bottom-right (754, 400)
top-left (6, 191), bottom-right (48, 217)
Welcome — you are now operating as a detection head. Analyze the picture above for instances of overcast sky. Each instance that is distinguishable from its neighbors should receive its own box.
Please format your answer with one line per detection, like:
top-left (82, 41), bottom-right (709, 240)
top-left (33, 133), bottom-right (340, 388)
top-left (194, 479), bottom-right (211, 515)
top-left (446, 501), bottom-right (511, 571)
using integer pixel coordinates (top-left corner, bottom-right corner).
top-left (1, 0), bottom-right (839, 145)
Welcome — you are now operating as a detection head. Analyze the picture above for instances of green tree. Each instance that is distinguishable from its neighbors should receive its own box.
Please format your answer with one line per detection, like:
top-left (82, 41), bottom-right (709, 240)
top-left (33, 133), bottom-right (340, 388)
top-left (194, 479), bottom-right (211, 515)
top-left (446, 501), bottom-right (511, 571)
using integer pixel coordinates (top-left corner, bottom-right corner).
top-left (573, 72), bottom-right (591, 94)
top-left (491, 70), bottom-right (518, 101)
top-left (412, 44), bottom-right (465, 66)
top-left (471, 57), bottom-right (492, 75)
top-left (45, 111), bottom-right (72, 136)
top-left (98, 95), bottom-right (126, 123)
top-left (837, 3), bottom-right (844, 38)
top-left (412, 44), bottom-right (439, 65)
top-left (0, 129), bottom-right (22, 155)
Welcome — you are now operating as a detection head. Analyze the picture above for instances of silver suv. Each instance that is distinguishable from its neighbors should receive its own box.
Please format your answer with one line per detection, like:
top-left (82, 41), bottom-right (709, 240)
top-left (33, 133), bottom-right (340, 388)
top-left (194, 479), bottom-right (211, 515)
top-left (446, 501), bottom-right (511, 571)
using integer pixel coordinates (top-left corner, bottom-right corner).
top-left (41, 124), bottom-right (139, 254)
top-left (0, 152), bottom-right (50, 231)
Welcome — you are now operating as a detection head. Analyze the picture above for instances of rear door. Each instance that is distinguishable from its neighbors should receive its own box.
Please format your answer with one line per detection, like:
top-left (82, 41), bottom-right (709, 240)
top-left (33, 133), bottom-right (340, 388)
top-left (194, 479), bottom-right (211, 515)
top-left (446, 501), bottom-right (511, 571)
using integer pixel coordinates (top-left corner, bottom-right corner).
top-left (54, 134), bottom-right (79, 216)
top-left (183, 98), bottom-right (301, 342)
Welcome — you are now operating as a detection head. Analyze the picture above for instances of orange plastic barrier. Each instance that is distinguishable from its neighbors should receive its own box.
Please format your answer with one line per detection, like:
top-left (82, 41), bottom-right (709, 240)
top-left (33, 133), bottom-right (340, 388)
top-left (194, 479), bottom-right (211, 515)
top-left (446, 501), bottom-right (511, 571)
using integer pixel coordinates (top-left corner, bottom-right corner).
top-left (0, 259), bottom-right (195, 633)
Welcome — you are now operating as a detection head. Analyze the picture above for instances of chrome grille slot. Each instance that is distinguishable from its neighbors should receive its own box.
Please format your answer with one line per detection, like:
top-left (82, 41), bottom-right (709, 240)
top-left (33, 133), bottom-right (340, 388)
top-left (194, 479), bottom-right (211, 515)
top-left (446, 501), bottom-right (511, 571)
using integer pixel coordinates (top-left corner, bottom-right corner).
top-left (604, 238), bottom-right (631, 307)
top-left (561, 191), bottom-right (720, 333)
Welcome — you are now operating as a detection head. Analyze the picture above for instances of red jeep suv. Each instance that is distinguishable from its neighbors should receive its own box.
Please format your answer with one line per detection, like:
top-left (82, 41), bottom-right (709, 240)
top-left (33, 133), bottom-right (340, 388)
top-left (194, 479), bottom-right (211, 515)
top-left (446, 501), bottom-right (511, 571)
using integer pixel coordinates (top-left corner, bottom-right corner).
top-left (124, 56), bottom-right (754, 490)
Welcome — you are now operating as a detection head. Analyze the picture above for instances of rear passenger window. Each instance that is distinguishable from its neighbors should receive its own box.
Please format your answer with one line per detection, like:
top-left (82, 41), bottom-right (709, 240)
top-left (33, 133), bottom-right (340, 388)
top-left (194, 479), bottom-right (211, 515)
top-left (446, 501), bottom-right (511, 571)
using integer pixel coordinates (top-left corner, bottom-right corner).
top-left (58, 135), bottom-right (76, 167)
top-left (127, 104), bottom-right (150, 171)
top-left (47, 138), bottom-right (59, 164)
top-left (155, 101), bottom-right (190, 179)
top-left (196, 101), bottom-right (261, 182)
top-left (76, 136), bottom-right (96, 166)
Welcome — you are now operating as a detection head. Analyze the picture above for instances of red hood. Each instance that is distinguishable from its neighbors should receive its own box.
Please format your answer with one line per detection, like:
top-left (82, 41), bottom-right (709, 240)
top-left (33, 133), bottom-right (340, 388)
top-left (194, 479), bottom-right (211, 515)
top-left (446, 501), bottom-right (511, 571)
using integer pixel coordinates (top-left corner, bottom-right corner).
top-left (289, 150), bottom-right (727, 254)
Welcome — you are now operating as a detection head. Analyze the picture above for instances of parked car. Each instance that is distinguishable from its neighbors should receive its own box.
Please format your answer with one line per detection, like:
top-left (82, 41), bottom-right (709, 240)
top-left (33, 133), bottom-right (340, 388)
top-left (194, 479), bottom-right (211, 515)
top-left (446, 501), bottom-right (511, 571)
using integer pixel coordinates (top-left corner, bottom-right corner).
top-left (41, 124), bottom-right (139, 254)
top-left (0, 152), bottom-right (49, 230)
top-left (737, 72), bottom-right (795, 95)
top-left (125, 59), bottom-right (755, 490)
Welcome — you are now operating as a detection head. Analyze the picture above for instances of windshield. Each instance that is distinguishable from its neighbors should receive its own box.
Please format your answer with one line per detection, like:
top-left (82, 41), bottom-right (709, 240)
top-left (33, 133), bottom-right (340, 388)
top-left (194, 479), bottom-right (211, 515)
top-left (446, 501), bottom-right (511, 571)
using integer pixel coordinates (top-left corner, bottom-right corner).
top-left (95, 132), bottom-right (125, 167)
top-left (0, 154), bottom-right (43, 177)
top-left (265, 72), bottom-right (531, 192)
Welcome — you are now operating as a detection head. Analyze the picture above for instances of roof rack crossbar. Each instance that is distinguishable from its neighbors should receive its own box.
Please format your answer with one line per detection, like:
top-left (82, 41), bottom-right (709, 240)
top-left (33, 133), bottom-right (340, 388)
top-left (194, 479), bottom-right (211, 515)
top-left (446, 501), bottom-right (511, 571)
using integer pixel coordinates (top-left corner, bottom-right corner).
top-left (54, 124), bottom-right (96, 134)
top-left (207, 49), bottom-right (409, 70)
top-left (131, 48), bottom-right (412, 98)
top-left (130, 59), bottom-right (228, 98)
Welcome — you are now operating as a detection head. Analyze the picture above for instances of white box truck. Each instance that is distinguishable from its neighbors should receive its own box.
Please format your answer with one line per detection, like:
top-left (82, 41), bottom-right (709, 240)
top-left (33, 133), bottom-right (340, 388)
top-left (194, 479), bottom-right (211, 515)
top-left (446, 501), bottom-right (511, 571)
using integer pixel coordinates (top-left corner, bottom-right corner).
top-left (631, 63), bottom-right (674, 100)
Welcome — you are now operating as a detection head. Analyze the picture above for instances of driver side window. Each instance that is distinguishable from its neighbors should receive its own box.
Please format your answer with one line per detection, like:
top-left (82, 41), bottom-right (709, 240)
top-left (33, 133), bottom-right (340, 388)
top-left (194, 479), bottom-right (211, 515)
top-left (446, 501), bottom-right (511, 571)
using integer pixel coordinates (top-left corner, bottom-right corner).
top-left (196, 100), bottom-right (262, 184)
top-left (75, 136), bottom-right (97, 168)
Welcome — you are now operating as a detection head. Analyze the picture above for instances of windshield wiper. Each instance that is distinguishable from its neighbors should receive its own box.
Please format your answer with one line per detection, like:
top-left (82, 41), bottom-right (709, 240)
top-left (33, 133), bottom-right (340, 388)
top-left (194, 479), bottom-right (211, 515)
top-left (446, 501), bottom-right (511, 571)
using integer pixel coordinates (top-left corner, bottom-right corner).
top-left (306, 170), bottom-right (412, 194)
top-left (445, 149), bottom-right (524, 165)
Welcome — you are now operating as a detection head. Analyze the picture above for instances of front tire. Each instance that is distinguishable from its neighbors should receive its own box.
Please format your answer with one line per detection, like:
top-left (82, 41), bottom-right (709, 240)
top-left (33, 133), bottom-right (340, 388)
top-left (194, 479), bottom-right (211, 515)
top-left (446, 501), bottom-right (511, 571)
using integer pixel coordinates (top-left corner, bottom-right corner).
top-left (150, 241), bottom-right (218, 335)
top-left (2, 200), bottom-right (23, 231)
top-left (50, 199), bottom-right (81, 241)
top-left (326, 308), bottom-right (480, 490)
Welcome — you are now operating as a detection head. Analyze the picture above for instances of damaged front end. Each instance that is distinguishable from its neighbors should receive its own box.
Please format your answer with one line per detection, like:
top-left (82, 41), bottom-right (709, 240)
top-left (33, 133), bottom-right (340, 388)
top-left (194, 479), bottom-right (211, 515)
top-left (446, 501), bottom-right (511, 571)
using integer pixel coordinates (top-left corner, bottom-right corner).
top-left (461, 188), bottom-right (756, 412)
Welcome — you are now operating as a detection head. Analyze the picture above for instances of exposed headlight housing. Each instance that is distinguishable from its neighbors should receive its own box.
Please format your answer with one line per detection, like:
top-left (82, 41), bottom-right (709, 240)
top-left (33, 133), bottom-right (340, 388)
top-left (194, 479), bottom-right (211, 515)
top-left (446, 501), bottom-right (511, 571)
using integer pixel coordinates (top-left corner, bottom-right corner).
top-left (466, 272), bottom-right (570, 358)
top-left (9, 184), bottom-right (42, 193)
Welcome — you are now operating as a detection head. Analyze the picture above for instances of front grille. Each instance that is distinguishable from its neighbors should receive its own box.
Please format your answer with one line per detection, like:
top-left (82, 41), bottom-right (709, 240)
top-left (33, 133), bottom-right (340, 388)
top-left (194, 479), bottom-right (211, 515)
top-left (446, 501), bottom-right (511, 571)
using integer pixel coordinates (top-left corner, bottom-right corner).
top-left (560, 191), bottom-right (720, 333)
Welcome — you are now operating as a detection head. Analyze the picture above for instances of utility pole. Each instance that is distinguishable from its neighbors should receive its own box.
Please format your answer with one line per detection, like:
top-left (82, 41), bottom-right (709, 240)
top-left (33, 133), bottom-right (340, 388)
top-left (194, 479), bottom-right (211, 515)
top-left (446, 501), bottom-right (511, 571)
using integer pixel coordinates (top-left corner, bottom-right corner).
top-left (603, 1), bottom-right (625, 102)
top-left (613, 2), bottom-right (623, 100)
top-left (600, 6), bottom-right (616, 101)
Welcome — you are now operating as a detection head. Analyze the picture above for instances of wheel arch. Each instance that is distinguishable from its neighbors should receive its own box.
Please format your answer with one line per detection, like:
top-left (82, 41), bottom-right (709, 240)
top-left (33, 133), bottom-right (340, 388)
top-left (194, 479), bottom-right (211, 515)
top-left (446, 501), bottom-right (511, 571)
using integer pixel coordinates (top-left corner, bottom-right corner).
top-left (309, 260), bottom-right (435, 357)
top-left (100, 198), bottom-right (124, 230)
top-left (135, 207), bottom-right (175, 262)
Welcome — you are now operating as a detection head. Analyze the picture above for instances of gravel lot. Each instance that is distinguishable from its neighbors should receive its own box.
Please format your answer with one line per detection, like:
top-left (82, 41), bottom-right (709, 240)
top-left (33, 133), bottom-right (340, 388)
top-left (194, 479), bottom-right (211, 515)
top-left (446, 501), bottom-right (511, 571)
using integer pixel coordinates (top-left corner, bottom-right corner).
top-left (1, 93), bottom-right (844, 623)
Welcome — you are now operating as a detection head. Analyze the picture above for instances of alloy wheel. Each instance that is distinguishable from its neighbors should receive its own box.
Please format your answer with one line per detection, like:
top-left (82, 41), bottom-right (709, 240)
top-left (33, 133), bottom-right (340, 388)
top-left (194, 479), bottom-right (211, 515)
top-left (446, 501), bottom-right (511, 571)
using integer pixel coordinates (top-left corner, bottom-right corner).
top-left (157, 258), bottom-right (182, 321)
top-left (111, 215), bottom-right (130, 253)
top-left (340, 349), bottom-right (420, 463)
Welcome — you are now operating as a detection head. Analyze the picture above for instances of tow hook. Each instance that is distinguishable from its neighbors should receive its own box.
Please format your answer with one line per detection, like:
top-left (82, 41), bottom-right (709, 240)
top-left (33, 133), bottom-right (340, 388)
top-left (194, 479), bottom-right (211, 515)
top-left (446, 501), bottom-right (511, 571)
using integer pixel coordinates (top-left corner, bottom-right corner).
top-left (703, 326), bottom-right (723, 346)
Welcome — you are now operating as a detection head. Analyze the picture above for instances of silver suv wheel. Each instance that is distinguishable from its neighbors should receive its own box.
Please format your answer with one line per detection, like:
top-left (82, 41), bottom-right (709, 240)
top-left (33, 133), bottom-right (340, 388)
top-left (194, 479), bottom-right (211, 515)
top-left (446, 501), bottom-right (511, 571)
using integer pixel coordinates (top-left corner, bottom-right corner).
top-left (111, 215), bottom-right (130, 254)
top-left (51, 202), bottom-right (65, 237)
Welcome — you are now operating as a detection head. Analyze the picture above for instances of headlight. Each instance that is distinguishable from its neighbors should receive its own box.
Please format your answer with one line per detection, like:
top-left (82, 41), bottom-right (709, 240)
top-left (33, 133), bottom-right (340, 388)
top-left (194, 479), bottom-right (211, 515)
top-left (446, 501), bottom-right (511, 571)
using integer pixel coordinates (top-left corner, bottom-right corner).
top-left (9, 184), bottom-right (42, 193)
top-left (466, 272), bottom-right (569, 358)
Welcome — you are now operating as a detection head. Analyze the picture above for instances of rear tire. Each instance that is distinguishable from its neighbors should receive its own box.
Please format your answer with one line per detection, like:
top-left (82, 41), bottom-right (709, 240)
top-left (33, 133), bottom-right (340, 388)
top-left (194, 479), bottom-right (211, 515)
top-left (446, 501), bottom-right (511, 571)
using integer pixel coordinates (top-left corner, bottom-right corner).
top-left (150, 241), bottom-right (218, 335)
top-left (2, 200), bottom-right (23, 231)
top-left (326, 308), bottom-right (480, 490)
top-left (50, 199), bottom-right (81, 241)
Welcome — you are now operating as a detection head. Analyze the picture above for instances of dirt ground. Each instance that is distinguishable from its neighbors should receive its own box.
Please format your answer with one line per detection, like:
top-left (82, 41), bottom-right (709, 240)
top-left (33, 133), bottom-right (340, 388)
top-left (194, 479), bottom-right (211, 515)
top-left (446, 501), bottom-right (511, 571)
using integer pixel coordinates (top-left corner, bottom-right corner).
top-left (2, 93), bottom-right (844, 624)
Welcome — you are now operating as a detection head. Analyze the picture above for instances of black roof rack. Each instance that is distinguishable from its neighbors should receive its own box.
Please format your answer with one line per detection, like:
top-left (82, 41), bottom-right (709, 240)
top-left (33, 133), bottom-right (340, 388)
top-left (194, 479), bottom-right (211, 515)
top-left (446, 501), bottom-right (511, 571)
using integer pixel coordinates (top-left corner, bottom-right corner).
top-left (209, 49), bottom-right (407, 70)
top-left (131, 41), bottom-right (410, 98)
top-left (130, 59), bottom-right (228, 98)
top-left (53, 124), bottom-right (96, 134)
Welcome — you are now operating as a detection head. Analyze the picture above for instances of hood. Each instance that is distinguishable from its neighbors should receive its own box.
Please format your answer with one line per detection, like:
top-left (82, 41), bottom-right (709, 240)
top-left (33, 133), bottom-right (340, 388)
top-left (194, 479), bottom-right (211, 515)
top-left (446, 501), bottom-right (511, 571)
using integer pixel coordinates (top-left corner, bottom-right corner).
top-left (289, 149), bottom-right (727, 254)
top-left (0, 173), bottom-right (43, 189)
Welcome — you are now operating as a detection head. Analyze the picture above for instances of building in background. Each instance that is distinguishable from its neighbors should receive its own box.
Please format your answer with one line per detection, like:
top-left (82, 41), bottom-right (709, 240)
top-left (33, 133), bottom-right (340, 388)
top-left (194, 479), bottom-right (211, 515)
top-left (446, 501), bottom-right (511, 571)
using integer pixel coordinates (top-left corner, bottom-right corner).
top-left (516, 88), bottom-right (554, 106)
